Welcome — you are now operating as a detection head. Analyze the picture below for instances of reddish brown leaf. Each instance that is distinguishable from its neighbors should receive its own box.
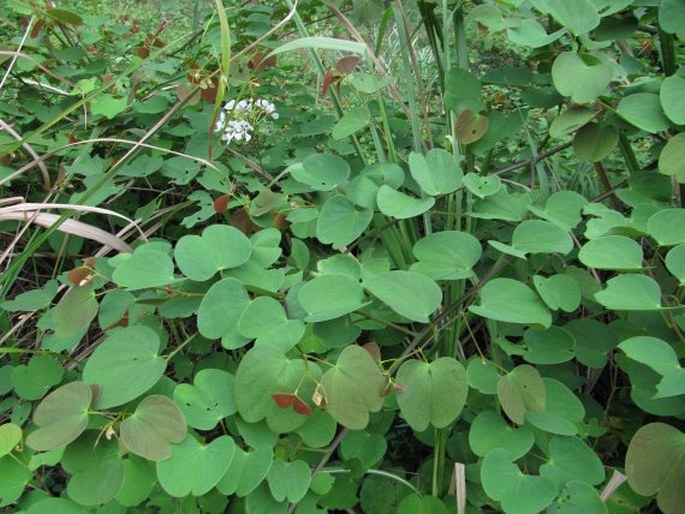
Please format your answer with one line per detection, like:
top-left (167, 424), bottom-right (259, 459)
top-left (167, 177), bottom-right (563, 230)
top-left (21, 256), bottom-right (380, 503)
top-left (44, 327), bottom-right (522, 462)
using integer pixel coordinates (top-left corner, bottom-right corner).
top-left (363, 342), bottom-right (381, 362)
top-left (272, 393), bottom-right (295, 409)
top-left (454, 109), bottom-right (489, 145)
top-left (322, 68), bottom-right (335, 97)
top-left (272, 211), bottom-right (290, 230)
top-left (336, 55), bottom-right (359, 74)
top-left (67, 267), bottom-right (92, 287)
top-left (31, 19), bottom-right (44, 38)
top-left (213, 195), bottom-right (230, 213)
top-left (229, 207), bottom-right (260, 236)
top-left (135, 47), bottom-right (149, 59)
top-left (292, 396), bottom-right (312, 415)
top-left (248, 52), bottom-right (277, 72)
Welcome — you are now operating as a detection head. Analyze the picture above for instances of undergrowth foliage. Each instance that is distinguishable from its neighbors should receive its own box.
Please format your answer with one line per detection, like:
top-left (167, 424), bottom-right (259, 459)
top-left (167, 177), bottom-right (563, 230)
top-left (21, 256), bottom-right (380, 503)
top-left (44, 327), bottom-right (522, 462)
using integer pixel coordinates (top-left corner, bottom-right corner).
top-left (1, 0), bottom-right (685, 513)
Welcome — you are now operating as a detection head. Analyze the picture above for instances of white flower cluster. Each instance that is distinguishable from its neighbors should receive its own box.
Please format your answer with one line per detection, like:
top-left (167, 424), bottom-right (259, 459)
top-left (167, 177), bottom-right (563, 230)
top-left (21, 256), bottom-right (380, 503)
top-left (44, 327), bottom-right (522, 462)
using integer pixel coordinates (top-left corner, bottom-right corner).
top-left (215, 98), bottom-right (279, 145)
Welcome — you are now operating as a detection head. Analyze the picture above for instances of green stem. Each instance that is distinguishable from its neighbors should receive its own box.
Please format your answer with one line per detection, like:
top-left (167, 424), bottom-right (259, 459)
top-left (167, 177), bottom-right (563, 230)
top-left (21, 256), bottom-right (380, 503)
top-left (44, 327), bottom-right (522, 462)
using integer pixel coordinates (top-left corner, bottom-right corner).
top-left (618, 133), bottom-right (640, 175)
top-left (658, 26), bottom-right (676, 77)
top-left (432, 427), bottom-right (448, 496)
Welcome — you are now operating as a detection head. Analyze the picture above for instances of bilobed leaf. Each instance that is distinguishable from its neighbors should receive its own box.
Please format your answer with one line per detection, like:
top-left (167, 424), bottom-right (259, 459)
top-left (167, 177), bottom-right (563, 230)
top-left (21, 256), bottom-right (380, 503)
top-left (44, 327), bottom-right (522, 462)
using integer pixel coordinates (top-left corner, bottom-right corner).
top-left (526, 378), bottom-right (585, 435)
top-left (25, 382), bottom-right (92, 451)
top-left (552, 52), bottom-right (613, 104)
top-left (174, 224), bottom-right (252, 281)
top-left (468, 410), bottom-right (534, 460)
top-left (445, 67), bottom-right (485, 113)
top-left (617, 93), bottom-right (671, 133)
top-left (666, 244), bottom-right (685, 284)
top-left (470, 278), bottom-right (552, 328)
top-left (659, 0), bottom-right (685, 38)
top-left (120, 395), bottom-right (187, 461)
top-left (579, 235), bottom-right (643, 270)
top-left (0, 279), bottom-right (58, 312)
top-left (320, 345), bottom-right (385, 429)
top-left (112, 250), bottom-right (177, 289)
top-left (659, 133), bottom-right (685, 183)
top-left (299, 274), bottom-right (368, 322)
top-left (594, 274), bottom-right (662, 311)
top-left (0, 455), bottom-right (31, 507)
top-left (376, 185), bottom-right (435, 219)
top-left (316, 195), bottom-right (373, 249)
top-left (82, 325), bottom-right (166, 409)
top-left (395, 357), bottom-right (468, 431)
top-left (549, 107), bottom-right (595, 138)
top-left (530, 0), bottom-right (600, 35)
top-left (533, 274), bottom-right (582, 312)
top-left (197, 278), bottom-right (250, 346)
top-left (408, 149), bottom-right (463, 196)
top-left (332, 106), bottom-right (371, 140)
top-left (660, 75), bottom-right (685, 125)
top-left (647, 209), bottom-right (685, 246)
top-left (292, 153), bottom-right (351, 191)
top-left (524, 326), bottom-right (576, 364)
top-left (363, 270), bottom-right (442, 323)
top-left (547, 480), bottom-right (608, 514)
top-left (573, 123), bottom-right (618, 162)
top-left (511, 220), bottom-right (573, 255)
top-left (267, 459), bottom-right (310, 503)
top-left (173, 369), bottom-right (237, 430)
top-left (497, 364), bottom-right (546, 425)
top-left (625, 423), bottom-right (685, 514)
top-left (481, 448), bottom-right (557, 514)
top-left (540, 436), bottom-right (606, 488)
top-left (463, 173), bottom-right (502, 199)
top-left (619, 336), bottom-right (685, 399)
top-left (156, 435), bottom-right (236, 497)
top-left (0, 424), bottom-right (21, 457)
top-left (340, 430), bottom-right (387, 469)
top-left (411, 230), bottom-right (482, 280)
top-left (397, 494), bottom-right (449, 513)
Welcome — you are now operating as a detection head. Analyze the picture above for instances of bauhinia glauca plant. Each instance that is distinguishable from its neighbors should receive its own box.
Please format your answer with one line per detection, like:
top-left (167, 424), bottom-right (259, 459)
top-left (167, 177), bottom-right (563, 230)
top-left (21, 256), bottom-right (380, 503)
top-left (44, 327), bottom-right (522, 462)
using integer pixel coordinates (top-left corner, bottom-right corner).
top-left (1, 0), bottom-right (685, 512)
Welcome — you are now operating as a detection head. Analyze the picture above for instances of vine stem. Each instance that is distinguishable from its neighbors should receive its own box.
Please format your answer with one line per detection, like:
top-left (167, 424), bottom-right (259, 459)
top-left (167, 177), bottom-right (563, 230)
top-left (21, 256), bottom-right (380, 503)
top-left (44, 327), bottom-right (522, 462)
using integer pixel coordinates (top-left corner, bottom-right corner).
top-left (285, 428), bottom-right (348, 514)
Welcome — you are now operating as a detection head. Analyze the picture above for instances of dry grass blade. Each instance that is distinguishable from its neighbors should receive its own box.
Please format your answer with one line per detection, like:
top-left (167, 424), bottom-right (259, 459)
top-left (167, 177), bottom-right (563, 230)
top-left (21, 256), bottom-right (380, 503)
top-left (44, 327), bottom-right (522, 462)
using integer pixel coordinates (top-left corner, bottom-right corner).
top-left (0, 118), bottom-right (51, 190)
top-left (600, 470), bottom-right (627, 502)
top-left (0, 212), bottom-right (132, 254)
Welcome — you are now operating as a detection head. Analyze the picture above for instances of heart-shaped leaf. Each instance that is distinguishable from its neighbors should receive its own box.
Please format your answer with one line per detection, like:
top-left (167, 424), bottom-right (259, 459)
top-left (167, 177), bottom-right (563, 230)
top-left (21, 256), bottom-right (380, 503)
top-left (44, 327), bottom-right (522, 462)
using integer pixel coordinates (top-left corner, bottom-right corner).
top-left (174, 224), bottom-right (252, 281)
top-left (619, 337), bottom-right (685, 399)
top-left (524, 326), bottom-right (576, 364)
top-left (463, 173), bottom-right (502, 199)
top-left (26, 382), bottom-right (92, 451)
top-left (594, 274), bottom-right (662, 311)
top-left (316, 195), bottom-right (373, 249)
top-left (573, 122), bottom-right (619, 162)
top-left (0, 455), bottom-right (31, 507)
top-left (660, 75), bottom-right (685, 125)
top-left (497, 364), bottom-right (546, 425)
top-left (173, 369), bottom-right (237, 430)
top-left (512, 220), bottom-right (573, 255)
top-left (376, 185), bottom-right (435, 219)
top-left (547, 480), bottom-right (608, 514)
top-left (397, 493), bottom-right (449, 513)
top-left (617, 93), bottom-right (671, 133)
top-left (482, 448), bottom-right (557, 514)
top-left (533, 274), bottom-right (582, 312)
top-left (666, 244), bottom-right (685, 284)
top-left (320, 345), bottom-right (385, 429)
top-left (299, 274), bottom-right (368, 322)
top-left (455, 109), bottom-right (489, 144)
top-left (395, 357), bottom-right (468, 431)
top-left (112, 249), bottom-right (177, 289)
top-left (579, 235), bottom-right (643, 270)
top-left (540, 436), bottom-right (606, 488)
top-left (157, 435), bottom-right (236, 497)
top-left (340, 430), bottom-right (387, 469)
top-left (216, 446), bottom-right (274, 497)
top-left (197, 278), bottom-right (250, 348)
top-left (549, 107), bottom-right (595, 138)
top-left (470, 278), bottom-right (552, 328)
top-left (625, 423), bottom-right (685, 514)
top-left (530, 0), bottom-right (600, 35)
top-left (0, 424), bottom-right (22, 457)
top-left (526, 378), bottom-right (585, 435)
top-left (332, 106), bottom-right (371, 140)
top-left (82, 325), bottom-right (166, 409)
top-left (468, 410), bottom-right (534, 460)
top-left (647, 208), bottom-right (685, 246)
top-left (267, 459), bottom-right (311, 503)
top-left (552, 52), bottom-right (613, 103)
top-left (411, 230), bottom-right (482, 280)
top-left (120, 395), bottom-right (187, 461)
top-left (363, 270), bottom-right (442, 323)
top-left (408, 149), bottom-right (463, 195)
top-left (659, 133), bottom-right (685, 183)
top-left (292, 153), bottom-right (351, 191)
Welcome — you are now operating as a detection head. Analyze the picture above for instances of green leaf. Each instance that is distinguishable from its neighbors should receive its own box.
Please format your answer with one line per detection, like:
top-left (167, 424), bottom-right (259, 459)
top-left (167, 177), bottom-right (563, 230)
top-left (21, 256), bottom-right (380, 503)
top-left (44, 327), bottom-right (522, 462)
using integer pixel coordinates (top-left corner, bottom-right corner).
top-left (524, 326), bottom-right (576, 364)
top-left (512, 220), bottom-right (573, 255)
top-left (0, 455), bottom-right (31, 508)
top-left (579, 235), bottom-right (643, 270)
top-left (666, 244), bottom-right (685, 284)
top-left (625, 423), bottom-right (685, 514)
top-left (25, 382), bottom-right (92, 451)
top-left (234, 346), bottom-right (310, 425)
top-left (120, 395), bottom-right (187, 461)
top-left (549, 107), bottom-right (595, 138)
top-left (42, 283), bottom-right (98, 351)
top-left (376, 185), bottom-right (435, 219)
top-left (269, 36), bottom-right (368, 58)
top-left (462, 173), bottom-right (502, 199)
top-left (467, 358), bottom-right (500, 394)
top-left (540, 436), bottom-right (606, 488)
top-left (659, 133), bottom-right (685, 183)
top-left (468, 410), bottom-right (534, 460)
top-left (115, 456), bottom-right (156, 507)
top-left (332, 106), bottom-right (371, 140)
top-left (395, 357), bottom-right (468, 431)
top-left (11, 355), bottom-right (63, 400)
top-left (299, 274), bottom-right (368, 322)
top-left (175, 224), bottom-right (252, 281)
top-left (552, 52), bottom-right (613, 103)
top-left (470, 278), bottom-right (552, 328)
top-left (0, 424), bottom-right (21, 457)
top-left (573, 123), bottom-right (619, 162)
top-left (112, 250), bottom-right (176, 290)
top-left (444, 67), bottom-right (485, 114)
top-left (497, 364), bottom-right (546, 425)
top-left (20, 497), bottom-right (88, 514)
top-left (659, 0), bottom-right (685, 38)
top-left (411, 230), bottom-right (482, 280)
top-left (660, 75), bottom-right (685, 125)
top-left (617, 93), bottom-right (671, 133)
top-left (481, 448), bottom-right (557, 514)
top-left (173, 368), bottom-right (237, 430)
top-left (547, 480), bottom-right (608, 514)
top-left (316, 195), bottom-right (373, 249)
top-left (46, 7), bottom-right (82, 24)
top-left (82, 326), bottom-right (166, 409)
top-left (594, 274), bottom-right (662, 311)
top-left (267, 459), bottom-right (311, 503)
top-left (340, 430), bottom-right (387, 469)
top-left (157, 435), bottom-right (236, 497)
top-left (533, 274), bottom-right (582, 312)
top-left (62, 432), bottom-right (124, 506)
top-left (408, 149), bottom-right (463, 196)
top-left (216, 446), bottom-right (274, 497)
top-left (238, 296), bottom-right (304, 351)
top-left (197, 278), bottom-right (250, 347)
top-left (320, 345), bottom-right (385, 429)
top-left (90, 94), bottom-right (128, 119)
top-left (0, 279), bottom-right (58, 312)
top-left (530, 0), bottom-right (600, 35)
top-left (292, 153), bottom-right (351, 191)
top-left (526, 378), bottom-right (585, 435)
top-left (363, 270), bottom-right (442, 323)
top-left (397, 494), bottom-right (448, 513)
top-left (619, 336), bottom-right (685, 399)
top-left (648, 209), bottom-right (685, 245)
